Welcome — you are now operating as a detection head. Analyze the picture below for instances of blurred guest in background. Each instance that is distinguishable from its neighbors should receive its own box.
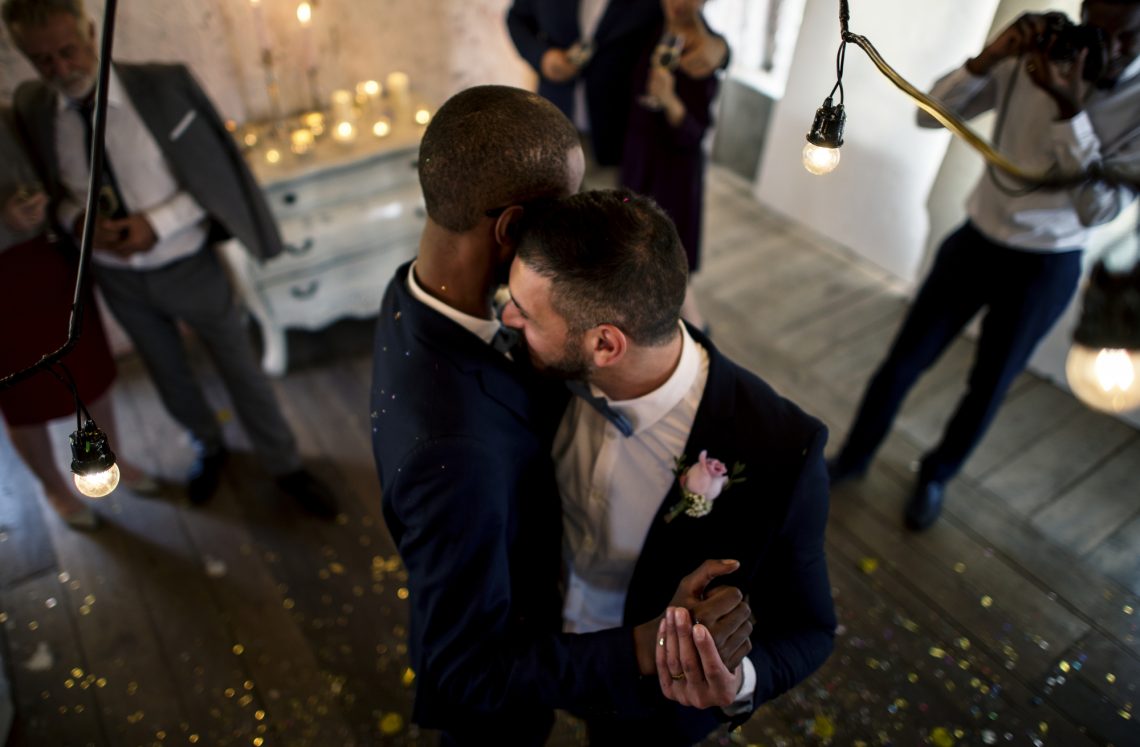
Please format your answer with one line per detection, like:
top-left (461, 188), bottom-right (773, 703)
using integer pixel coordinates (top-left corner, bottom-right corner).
top-left (3, 0), bottom-right (337, 516)
top-left (829, 3), bottom-right (1140, 531)
top-left (507, 0), bottom-right (727, 181)
top-left (0, 106), bottom-right (154, 530)
top-left (621, 0), bottom-right (721, 331)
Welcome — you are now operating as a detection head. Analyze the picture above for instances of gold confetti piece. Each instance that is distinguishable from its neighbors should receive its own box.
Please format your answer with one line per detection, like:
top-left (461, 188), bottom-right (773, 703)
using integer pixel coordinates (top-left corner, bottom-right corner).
top-left (930, 726), bottom-right (955, 747)
top-left (956, 637), bottom-right (971, 650)
top-left (0, 612), bottom-right (7, 623)
top-left (980, 595), bottom-right (993, 608)
top-left (813, 714), bottom-right (835, 739)
top-left (84, 595), bottom-right (96, 606)
top-left (907, 673), bottom-right (919, 683)
top-left (1107, 673), bottom-right (1117, 684)
top-left (402, 667), bottom-right (416, 687)
top-left (902, 618), bottom-right (919, 633)
top-left (255, 710), bottom-right (266, 721)
top-left (953, 562), bottom-right (966, 573)
top-left (379, 713), bottom-right (404, 736)
top-left (244, 680), bottom-right (254, 690)
top-left (1124, 605), bottom-right (1134, 615)
top-left (156, 730), bottom-right (166, 740)
top-left (96, 678), bottom-right (107, 688)
top-left (238, 694), bottom-right (253, 707)
top-left (70, 668), bottom-right (84, 678)
top-left (396, 588), bottom-right (409, 600)
top-left (126, 681), bottom-right (138, 695)
top-left (79, 605), bottom-right (91, 616)
top-left (225, 688), bottom-right (236, 698)
top-left (283, 598), bottom-right (295, 610)
top-left (929, 647), bottom-right (946, 658)
top-left (189, 736), bottom-right (199, 744)
top-left (894, 698), bottom-right (908, 709)
top-left (28, 621), bottom-right (38, 631)
top-left (329, 562), bottom-right (346, 575)
top-left (858, 557), bottom-right (878, 574)
top-left (64, 679), bottom-right (74, 689)
top-left (1039, 722), bottom-right (1049, 734)
top-left (1121, 710), bottom-right (1133, 720)
top-left (233, 644), bottom-right (245, 656)
top-left (1059, 661), bottom-right (1071, 673)
top-left (253, 738), bottom-right (264, 747)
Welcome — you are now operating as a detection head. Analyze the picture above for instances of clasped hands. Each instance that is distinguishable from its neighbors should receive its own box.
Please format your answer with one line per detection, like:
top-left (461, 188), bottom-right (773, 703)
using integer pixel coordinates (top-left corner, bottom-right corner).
top-left (634, 559), bottom-right (753, 709)
top-left (73, 211), bottom-right (157, 258)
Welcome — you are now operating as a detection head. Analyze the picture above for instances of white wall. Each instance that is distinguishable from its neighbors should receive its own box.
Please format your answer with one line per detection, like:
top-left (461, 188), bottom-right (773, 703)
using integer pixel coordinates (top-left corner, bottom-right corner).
top-left (0, 0), bottom-right (532, 124)
top-left (755, 0), bottom-right (1000, 285)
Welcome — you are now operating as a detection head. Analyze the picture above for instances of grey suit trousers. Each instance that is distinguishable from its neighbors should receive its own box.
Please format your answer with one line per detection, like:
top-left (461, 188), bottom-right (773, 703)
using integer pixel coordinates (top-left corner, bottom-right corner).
top-left (94, 247), bottom-right (301, 476)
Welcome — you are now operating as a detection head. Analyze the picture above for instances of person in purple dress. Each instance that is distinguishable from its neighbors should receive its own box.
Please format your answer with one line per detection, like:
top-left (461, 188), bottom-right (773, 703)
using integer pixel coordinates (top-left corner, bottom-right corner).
top-left (620, 0), bottom-right (720, 332)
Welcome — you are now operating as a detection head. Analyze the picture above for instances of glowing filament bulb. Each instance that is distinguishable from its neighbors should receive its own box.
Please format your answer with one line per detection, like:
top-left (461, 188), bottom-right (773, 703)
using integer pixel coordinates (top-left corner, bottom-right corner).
top-left (803, 142), bottom-right (841, 175)
top-left (74, 463), bottom-right (120, 498)
top-left (1065, 344), bottom-right (1140, 413)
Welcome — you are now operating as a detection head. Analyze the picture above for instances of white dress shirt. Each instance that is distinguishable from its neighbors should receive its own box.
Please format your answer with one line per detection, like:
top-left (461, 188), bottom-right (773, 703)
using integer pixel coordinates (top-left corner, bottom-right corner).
top-left (922, 54), bottom-right (1140, 252)
top-left (553, 324), bottom-right (756, 705)
top-left (406, 261), bottom-right (506, 347)
top-left (54, 68), bottom-right (209, 270)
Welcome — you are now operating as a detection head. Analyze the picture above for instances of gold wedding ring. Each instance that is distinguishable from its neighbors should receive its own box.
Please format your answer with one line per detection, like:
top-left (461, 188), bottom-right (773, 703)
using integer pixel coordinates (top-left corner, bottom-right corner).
top-left (670, 672), bottom-right (685, 681)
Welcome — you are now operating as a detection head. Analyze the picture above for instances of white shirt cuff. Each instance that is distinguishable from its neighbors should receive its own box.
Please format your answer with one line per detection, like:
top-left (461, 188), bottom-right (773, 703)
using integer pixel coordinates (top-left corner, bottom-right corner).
top-left (144, 190), bottom-right (208, 242)
top-left (721, 656), bottom-right (756, 716)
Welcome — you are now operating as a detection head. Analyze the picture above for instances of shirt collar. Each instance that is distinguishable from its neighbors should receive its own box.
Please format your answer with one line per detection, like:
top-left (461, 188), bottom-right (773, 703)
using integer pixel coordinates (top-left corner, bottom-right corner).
top-left (602, 322), bottom-right (700, 435)
top-left (56, 65), bottom-right (125, 113)
top-left (406, 260), bottom-right (502, 345)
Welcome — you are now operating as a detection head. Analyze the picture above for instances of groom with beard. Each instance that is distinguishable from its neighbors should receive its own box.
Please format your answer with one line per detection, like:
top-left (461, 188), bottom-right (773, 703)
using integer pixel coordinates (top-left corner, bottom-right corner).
top-left (502, 188), bottom-right (837, 745)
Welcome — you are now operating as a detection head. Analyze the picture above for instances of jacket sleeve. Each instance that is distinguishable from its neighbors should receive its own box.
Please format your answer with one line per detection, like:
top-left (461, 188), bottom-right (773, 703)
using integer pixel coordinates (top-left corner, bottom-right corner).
top-left (916, 62), bottom-right (999, 129)
top-left (388, 436), bottom-right (648, 727)
top-left (506, 0), bottom-right (551, 74)
top-left (175, 64), bottom-right (283, 259)
top-left (1051, 111), bottom-right (1140, 227)
top-left (737, 425), bottom-right (836, 717)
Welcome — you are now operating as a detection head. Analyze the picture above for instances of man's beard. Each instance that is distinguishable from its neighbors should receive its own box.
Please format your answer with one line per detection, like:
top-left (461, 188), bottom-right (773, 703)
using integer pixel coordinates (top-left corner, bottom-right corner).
top-left (526, 331), bottom-right (593, 382)
top-left (52, 70), bottom-right (96, 100)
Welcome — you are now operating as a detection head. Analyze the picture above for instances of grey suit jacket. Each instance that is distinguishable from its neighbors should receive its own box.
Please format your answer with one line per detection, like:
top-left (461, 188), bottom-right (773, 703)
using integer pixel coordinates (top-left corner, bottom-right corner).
top-left (12, 63), bottom-right (282, 261)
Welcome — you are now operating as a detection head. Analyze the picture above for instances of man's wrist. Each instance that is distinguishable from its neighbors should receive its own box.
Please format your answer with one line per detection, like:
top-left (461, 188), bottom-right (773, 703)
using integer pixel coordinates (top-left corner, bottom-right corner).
top-left (965, 55), bottom-right (992, 76)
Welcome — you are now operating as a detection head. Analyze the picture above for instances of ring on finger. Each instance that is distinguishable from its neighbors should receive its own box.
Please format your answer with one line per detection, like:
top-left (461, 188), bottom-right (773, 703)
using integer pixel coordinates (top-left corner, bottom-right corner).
top-left (670, 672), bottom-right (685, 681)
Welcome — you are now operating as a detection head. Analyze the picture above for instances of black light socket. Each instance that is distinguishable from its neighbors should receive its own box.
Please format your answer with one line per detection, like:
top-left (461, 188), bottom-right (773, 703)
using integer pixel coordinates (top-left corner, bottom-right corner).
top-left (806, 96), bottom-right (846, 148)
top-left (70, 419), bottom-right (117, 476)
top-left (1072, 261), bottom-right (1140, 350)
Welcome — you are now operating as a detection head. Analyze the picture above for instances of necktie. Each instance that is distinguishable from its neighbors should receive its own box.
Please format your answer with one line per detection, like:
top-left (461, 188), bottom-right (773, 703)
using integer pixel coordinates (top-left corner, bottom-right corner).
top-left (77, 95), bottom-right (128, 219)
top-left (566, 380), bottom-right (634, 437)
top-left (490, 324), bottom-right (519, 356)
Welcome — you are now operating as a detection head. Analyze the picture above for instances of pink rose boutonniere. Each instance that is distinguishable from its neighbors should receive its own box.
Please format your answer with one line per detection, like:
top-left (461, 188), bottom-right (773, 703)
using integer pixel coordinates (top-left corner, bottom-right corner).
top-left (664, 450), bottom-right (746, 522)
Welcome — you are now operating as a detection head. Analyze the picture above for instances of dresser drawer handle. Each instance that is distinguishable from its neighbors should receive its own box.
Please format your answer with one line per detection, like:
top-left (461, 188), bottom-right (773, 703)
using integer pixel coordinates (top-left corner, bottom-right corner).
top-left (284, 238), bottom-right (314, 255)
top-left (282, 192), bottom-right (297, 205)
top-left (290, 280), bottom-right (320, 299)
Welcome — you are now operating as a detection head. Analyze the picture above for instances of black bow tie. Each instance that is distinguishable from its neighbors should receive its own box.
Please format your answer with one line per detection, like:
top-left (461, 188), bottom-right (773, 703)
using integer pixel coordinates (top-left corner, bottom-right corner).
top-left (566, 380), bottom-right (634, 437)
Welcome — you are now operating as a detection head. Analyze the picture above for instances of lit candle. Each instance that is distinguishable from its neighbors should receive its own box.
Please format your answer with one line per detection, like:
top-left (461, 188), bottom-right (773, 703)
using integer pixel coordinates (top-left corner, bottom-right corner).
top-left (331, 89), bottom-right (354, 123)
top-left (372, 117), bottom-right (392, 138)
top-left (332, 120), bottom-right (357, 144)
top-left (250, 0), bottom-right (270, 52)
top-left (303, 111), bottom-right (325, 137)
top-left (386, 71), bottom-right (410, 121)
top-left (356, 80), bottom-right (381, 118)
top-left (297, 2), bottom-right (314, 71)
top-left (291, 128), bottom-right (315, 154)
top-left (265, 148), bottom-right (281, 164)
top-left (414, 107), bottom-right (431, 126)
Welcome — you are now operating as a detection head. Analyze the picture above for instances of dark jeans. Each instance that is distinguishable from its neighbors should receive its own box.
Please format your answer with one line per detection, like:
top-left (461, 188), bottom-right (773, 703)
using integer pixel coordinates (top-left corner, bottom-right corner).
top-left (835, 221), bottom-right (1082, 484)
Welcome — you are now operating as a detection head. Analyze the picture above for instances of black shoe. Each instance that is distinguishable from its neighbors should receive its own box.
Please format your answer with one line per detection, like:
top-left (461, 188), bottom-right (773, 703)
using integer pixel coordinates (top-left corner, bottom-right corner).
top-left (188, 448), bottom-right (228, 505)
top-left (826, 458), bottom-right (864, 486)
top-left (905, 480), bottom-right (944, 531)
top-left (276, 469), bottom-right (339, 519)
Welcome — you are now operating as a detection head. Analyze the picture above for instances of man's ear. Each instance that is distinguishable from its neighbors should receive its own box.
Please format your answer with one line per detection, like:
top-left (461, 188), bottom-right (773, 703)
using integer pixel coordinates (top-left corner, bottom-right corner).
top-left (493, 205), bottom-right (526, 250)
top-left (588, 324), bottom-right (628, 368)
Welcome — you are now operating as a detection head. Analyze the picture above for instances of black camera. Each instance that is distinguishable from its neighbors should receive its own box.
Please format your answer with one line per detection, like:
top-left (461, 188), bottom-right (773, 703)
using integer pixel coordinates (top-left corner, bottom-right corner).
top-left (1037, 12), bottom-right (1107, 81)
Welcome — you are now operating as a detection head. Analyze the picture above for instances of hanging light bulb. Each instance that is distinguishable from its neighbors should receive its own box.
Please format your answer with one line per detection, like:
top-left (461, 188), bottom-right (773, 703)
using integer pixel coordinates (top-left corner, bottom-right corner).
top-left (70, 419), bottom-right (120, 498)
top-left (1065, 261), bottom-right (1140, 413)
top-left (1065, 346), bottom-right (1140, 413)
top-left (803, 96), bottom-right (845, 175)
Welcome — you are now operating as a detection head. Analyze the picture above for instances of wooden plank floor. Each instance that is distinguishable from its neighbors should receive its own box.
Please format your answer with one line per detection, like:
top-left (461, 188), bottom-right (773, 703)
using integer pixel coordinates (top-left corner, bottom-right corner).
top-left (1, 166), bottom-right (1137, 746)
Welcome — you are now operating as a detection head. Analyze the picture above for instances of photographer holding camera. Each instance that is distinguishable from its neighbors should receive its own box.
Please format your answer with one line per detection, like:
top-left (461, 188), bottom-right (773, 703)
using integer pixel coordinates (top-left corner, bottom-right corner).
top-left (829, 1), bottom-right (1140, 531)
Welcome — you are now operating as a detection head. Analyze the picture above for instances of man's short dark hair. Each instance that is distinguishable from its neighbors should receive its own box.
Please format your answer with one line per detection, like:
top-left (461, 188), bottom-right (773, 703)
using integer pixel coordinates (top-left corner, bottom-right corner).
top-left (418, 85), bottom-right (581, 233)
top-left (2, 0), bottom-right (84, 30)
top-left (517, 189), bottom-right (688, 347)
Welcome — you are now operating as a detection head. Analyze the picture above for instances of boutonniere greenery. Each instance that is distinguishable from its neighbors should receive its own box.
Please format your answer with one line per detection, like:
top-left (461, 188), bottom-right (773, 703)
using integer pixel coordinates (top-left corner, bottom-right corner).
top-left (664, 450), bottom-right (746, 522)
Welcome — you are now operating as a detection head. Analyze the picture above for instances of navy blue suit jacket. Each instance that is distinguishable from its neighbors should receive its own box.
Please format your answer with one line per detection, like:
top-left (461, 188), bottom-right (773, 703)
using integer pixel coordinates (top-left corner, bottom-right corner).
top-left (582, 325), bottom-right (837, 745)
top-left (507, 0), bottom-right (661, 166)
top-left (371, 263), bottom-right (651, 744)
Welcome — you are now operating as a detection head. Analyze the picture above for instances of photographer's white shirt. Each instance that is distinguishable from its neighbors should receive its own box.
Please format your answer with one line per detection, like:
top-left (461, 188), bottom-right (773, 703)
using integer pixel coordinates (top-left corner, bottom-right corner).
top-left (920, 54), bottom-right (1140, 252)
